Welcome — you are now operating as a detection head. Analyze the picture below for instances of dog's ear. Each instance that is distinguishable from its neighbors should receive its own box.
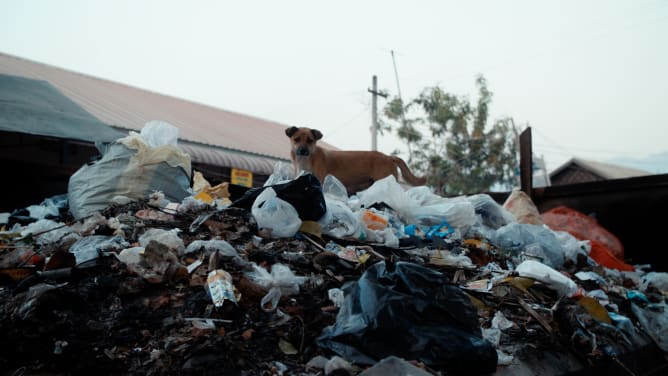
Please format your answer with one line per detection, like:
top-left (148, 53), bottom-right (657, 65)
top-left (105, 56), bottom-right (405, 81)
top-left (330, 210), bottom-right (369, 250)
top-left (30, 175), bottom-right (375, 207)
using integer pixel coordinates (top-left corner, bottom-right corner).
top-left (311, 129), bottom-right (323, 140)
top-left (285, 126), bottom-right (299, 137)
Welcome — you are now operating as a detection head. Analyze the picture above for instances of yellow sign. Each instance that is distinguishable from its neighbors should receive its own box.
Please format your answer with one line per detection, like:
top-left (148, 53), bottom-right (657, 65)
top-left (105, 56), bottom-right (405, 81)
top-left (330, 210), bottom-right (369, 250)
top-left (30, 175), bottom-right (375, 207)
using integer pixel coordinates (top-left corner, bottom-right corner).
top-left (231, 168), bottom-right (253, 187)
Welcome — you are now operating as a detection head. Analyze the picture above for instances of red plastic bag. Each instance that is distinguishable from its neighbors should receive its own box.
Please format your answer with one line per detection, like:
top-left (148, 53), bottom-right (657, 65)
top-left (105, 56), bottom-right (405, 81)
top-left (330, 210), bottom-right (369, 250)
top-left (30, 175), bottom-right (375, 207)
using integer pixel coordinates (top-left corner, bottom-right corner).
top-left (541, 206), bottom-right (624, 260)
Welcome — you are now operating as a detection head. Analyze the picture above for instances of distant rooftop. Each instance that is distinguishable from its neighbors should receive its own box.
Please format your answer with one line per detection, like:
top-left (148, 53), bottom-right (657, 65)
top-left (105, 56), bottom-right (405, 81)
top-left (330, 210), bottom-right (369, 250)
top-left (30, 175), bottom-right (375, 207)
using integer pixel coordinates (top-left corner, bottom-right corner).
top-left (549, 157), bottom-right (651, 186)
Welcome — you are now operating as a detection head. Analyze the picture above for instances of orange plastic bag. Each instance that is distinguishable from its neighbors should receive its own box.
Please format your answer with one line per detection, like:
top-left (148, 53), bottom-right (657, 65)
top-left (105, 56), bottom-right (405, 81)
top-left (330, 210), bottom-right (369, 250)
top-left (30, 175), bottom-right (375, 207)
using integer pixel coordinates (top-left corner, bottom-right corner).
top-left (541, 206), bottom-right (624, 260)
top-left (588, 240), bottom-right (634, 272)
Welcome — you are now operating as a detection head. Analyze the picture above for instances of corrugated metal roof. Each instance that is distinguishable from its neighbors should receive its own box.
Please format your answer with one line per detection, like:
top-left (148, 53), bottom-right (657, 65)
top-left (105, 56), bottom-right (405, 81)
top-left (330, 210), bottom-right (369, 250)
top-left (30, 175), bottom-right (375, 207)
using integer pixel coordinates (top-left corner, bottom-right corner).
top-left (0, 52), bottom-right (331, 165)
top-left (178, 142), bottom-right (277, 176)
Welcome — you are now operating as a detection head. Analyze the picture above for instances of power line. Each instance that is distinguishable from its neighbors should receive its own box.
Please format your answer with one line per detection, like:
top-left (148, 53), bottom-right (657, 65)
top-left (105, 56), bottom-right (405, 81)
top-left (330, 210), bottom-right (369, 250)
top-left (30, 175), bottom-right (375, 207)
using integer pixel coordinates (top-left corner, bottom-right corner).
top-left (390, 50), bottom-right (407, 125)
top-left (328, 103), bottom-right (371, 136)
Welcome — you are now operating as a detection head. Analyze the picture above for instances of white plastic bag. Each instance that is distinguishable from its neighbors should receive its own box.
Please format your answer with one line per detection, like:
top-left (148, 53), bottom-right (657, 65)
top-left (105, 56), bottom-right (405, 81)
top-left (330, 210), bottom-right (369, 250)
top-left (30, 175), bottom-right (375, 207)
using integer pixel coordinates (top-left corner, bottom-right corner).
top-left (356, 175), bottom-right (413, 218)
top-left (515, 259), bottom-right (578, 297)
top-left (318, 199), bottom-right (364, 239)
top-left (251, 188), bottom-right (302, 238)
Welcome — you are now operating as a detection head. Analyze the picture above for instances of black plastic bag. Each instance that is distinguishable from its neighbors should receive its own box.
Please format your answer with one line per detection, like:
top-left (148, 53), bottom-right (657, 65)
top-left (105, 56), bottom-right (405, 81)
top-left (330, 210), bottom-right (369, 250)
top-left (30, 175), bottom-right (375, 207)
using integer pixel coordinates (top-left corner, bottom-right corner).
top-left (317, 261), bottom-right (498, 374)
top-left (230, 173), bottom-right (326, 222)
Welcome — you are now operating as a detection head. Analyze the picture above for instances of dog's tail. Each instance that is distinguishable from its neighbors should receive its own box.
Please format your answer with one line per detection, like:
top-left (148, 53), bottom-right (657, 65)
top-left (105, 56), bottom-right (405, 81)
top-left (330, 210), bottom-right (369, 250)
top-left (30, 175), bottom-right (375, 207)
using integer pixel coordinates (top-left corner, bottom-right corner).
top-left (392, 156), bottom-right (427, 186)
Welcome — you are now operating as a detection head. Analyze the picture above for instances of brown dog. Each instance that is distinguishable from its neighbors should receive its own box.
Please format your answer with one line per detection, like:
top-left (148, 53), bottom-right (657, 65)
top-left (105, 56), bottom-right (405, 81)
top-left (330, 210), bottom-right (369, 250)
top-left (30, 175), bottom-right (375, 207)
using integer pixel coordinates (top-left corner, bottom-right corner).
top-left (285, 126), bottom-right (426, 194)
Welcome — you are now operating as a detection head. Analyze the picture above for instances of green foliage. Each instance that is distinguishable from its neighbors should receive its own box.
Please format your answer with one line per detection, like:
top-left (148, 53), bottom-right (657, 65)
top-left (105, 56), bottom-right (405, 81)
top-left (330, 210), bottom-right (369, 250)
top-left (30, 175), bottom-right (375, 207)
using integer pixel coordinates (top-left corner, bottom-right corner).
top-left (382, 75), bottom-right (518, 195)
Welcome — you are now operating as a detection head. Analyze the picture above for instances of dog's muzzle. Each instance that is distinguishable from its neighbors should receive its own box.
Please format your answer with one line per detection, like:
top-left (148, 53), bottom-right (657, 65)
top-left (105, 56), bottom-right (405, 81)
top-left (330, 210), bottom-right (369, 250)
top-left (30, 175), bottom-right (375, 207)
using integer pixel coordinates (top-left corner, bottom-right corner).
top-left (296, 147), bottom-right (310, 156)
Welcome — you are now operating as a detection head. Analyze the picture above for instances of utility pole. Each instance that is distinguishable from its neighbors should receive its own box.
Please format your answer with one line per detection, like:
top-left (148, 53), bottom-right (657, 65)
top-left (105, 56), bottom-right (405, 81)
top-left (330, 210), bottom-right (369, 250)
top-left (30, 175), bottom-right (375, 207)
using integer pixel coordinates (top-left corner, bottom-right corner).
top-left (368, 75), bottom-right (388, 151)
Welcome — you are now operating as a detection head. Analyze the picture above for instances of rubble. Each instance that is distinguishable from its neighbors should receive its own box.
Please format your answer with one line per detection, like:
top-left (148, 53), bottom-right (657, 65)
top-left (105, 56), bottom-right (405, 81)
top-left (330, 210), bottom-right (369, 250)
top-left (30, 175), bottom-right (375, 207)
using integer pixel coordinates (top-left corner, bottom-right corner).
top-left (0, 123), bottom-right (666, 375)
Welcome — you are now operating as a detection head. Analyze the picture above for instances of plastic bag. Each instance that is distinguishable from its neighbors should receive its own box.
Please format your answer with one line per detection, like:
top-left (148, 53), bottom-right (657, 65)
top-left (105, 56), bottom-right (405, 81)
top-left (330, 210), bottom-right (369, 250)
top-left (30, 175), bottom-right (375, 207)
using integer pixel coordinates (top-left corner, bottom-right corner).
top-left (317, 261), bottom-right (498, 374)
top-left (19, 219), bottom-right (75, 246)
top-left (232, 173), bottom-right (326, 222)
top-left (186, 239), bottom-right (246, 267)
top-left (631, 302), bottom-right (668, 352)
top-left (68, 235), bottom-right (129, 265)
top-left (588, 240), bottom-right (634, 272)
top-left (68, 121), bottom-right (191, 219)
top-left (184, 239), bottom-right (237, 257)
top-left (251, 188), bottom-right (302, 238)
top-left (515, 259), bottom-right (578, 297)
top-left (494, 223), bottom-right (567, 269)
top-left (410, 198), bottom-right (477, 233)
top-left (640, 272), bottom-right (668, 293)
top-left (322, 175), bottom-right (349, 202)
top-left (502, 189), bottom-right (543, 225)
top-left (244, 263), bottom-right (306, 312)
top-left (467, 194), bottom-right (515, 230)
top-left (405, 186), bottom-right (444, 206)
top-left (318, 199), bottom-right (364, 239)
top-left (541, 206), bottom-right (624, 260)
top-left (263, 161), bottom-right (296, 187)
top-left (356, 175), bottom-right (412, 216)
top-left (25, 194), bottom-right (69, 220)
top-left (139, 120), bottom-right (179, 147)
top-left (138, 228), bottom-right (185, 255)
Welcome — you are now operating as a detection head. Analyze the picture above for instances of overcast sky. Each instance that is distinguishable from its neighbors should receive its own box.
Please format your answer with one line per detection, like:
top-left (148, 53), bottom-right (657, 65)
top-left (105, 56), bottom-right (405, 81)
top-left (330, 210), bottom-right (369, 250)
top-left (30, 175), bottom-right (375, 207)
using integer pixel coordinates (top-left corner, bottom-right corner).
top-left (2, 0), bottom-right (667, 173)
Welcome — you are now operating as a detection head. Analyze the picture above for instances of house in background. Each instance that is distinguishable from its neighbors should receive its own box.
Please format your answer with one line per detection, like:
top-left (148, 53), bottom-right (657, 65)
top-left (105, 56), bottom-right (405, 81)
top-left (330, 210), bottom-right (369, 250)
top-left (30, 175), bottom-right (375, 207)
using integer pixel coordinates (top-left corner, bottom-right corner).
top-left (0, 52), bottom-right (334, 211)
top-left (549, 157), bottom-right (651, 186)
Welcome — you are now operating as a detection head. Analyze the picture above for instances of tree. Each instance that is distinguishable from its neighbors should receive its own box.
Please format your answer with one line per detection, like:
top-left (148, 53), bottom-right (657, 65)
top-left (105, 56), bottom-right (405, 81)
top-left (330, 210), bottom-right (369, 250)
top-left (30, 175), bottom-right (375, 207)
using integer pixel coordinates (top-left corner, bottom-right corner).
top-left (382, 75), bottom-right (518, 195)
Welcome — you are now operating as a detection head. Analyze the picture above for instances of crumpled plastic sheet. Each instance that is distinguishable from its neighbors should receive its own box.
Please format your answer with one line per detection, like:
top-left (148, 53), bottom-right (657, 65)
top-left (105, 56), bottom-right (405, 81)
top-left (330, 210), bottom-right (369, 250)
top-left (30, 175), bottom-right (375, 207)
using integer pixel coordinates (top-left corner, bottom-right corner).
top-left (317, 261), bottom-right (498, 374)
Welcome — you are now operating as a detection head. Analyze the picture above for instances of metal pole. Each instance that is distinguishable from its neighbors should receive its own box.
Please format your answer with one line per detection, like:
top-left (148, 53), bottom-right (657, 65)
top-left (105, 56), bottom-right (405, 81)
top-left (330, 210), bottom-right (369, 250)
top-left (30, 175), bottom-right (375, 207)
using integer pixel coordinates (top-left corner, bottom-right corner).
top-left (371, 75), bottom-right (378, 151)
top-left (519, 126), bottom-right (533, 198)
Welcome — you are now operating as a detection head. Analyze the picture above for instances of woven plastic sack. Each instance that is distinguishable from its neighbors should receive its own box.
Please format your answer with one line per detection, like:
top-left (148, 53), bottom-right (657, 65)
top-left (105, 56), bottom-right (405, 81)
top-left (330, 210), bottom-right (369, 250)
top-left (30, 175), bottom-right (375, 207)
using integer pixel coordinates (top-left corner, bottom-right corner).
top-left (541, 206), bottom-right (624, 260)
top-left (502, 189), bottom-right (543, 225)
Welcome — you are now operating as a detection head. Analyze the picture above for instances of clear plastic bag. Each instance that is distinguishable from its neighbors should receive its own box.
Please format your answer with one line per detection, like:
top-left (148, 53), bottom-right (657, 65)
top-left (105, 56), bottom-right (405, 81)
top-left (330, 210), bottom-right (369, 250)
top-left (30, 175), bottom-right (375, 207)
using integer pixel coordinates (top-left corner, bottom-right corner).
top-left (245, 263), bottom-right (306, 312)
top-left (263, 161), bottom-right (296, 187)
top-left (138, 228), bottom-right (185, 255)
top-left (494, 223), bottom-right (567, 269)
top-left (631, 302), bottom-right (668, 351)
top-left (409, 197), bottom-right (476, 232)
top-left (322, 175), bottom-right (349, 201)
top-left (139, 120), bottom-right (179, 147)
top-left (69, 235), bottom-right (129, 265)
top-left (467, 193), bottom-right (515, 230)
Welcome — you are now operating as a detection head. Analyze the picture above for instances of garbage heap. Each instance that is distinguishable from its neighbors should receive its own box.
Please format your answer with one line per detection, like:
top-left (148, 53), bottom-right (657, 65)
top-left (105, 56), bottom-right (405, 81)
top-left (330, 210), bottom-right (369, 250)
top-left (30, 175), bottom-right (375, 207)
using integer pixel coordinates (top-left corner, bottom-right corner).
top-left (1, 125), bottom-right (667, 375)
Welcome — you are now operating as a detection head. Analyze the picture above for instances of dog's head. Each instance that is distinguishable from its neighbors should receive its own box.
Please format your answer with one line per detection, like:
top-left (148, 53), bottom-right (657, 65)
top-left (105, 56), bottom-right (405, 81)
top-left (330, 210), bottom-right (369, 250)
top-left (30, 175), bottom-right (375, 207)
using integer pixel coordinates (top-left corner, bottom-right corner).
top-left (285, 126), bottom-right (323, 157)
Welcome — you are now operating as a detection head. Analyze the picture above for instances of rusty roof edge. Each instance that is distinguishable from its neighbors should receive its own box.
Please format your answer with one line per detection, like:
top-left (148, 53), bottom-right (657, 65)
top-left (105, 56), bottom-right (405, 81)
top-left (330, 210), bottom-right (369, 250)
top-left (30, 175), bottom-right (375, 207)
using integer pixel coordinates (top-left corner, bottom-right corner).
top-left (177, 140), bottom-right (290, 176)
top-left (179, 139), bottom-right (291, 163)
top-left (109, 125), bottom-right (291, 163)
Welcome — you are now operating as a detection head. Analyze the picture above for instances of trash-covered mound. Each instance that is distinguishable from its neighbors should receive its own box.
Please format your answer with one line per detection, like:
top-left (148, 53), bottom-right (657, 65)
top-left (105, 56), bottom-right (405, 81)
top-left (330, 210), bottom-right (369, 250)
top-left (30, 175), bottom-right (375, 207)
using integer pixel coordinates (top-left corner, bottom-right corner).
top-left (1, 164), bottom-right (667, 375)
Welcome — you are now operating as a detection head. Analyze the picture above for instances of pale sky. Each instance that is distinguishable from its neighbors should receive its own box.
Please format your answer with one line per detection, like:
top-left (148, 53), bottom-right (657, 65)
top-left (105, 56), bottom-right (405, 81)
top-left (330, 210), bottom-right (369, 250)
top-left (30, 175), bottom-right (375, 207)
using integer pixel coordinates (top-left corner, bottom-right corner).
top-left (2, 0), bottom-right (667, 173)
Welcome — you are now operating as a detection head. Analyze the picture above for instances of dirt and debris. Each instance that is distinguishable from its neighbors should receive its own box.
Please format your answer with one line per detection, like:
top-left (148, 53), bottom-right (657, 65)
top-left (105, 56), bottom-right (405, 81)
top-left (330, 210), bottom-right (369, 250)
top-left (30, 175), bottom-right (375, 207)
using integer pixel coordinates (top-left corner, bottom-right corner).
top-left (1, 183), bottom-right (667, 375)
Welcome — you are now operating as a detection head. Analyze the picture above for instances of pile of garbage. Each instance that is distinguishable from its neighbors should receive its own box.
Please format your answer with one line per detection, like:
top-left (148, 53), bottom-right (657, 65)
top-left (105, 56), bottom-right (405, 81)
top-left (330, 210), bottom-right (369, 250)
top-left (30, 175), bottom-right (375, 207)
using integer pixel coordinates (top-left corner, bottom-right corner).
top-left (1, 123), bottom-right (666, 375)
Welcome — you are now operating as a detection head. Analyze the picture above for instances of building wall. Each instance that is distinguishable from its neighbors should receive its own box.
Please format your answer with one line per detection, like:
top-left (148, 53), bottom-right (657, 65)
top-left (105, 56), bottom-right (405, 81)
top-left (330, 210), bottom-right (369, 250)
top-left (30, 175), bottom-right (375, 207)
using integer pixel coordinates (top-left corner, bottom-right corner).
top-left (551, 165), bottom-right (603, 186)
